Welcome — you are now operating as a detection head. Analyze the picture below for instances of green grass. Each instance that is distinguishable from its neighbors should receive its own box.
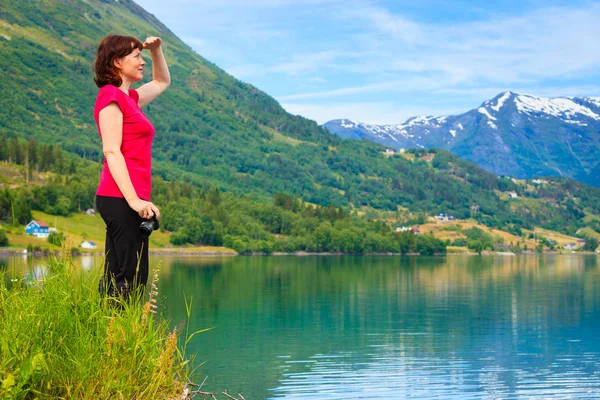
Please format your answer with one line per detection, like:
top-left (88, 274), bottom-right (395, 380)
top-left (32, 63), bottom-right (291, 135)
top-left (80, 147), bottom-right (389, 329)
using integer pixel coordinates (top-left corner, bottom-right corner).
top-left (577, 227), bottom-right (600, 239)
top-left (28, 210), bottom-right (174, 250)
top-left (266, 126), bottom-right (306, 146)
top-left (446, 246), bottom-right (469, 254)
top-left (0, 252), bottom-right (199, 399)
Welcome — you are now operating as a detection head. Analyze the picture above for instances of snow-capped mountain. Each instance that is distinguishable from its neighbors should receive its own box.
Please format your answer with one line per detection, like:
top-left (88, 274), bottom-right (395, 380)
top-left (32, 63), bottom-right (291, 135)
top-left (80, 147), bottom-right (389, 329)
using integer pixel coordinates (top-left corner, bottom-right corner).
top-left (324, 92), bottom-right (600, 187)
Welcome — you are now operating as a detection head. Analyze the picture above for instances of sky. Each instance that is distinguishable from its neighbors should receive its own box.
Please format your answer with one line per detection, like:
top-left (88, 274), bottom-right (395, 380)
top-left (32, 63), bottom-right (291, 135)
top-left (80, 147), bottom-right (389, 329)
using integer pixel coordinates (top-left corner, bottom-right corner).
top-left (134, 0), bottom-right (600, 125)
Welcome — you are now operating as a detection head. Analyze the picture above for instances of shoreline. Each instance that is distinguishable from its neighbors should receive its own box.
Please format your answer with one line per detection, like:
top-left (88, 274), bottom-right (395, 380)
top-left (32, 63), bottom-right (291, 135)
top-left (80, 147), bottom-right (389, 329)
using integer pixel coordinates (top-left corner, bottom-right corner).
top-left (2, 248), bottom-right (598, 257)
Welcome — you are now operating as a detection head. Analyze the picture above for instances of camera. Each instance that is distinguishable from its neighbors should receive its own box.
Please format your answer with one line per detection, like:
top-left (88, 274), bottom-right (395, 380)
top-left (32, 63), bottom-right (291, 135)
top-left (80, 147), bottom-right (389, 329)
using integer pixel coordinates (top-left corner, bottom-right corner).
top-left (139, 216), bottom-right (159, 236)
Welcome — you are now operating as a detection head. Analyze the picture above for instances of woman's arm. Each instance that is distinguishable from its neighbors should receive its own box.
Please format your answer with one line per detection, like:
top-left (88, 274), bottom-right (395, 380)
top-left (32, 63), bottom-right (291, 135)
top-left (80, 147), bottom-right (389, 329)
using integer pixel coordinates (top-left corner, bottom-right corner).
top-left (99, 103), bottom-right (160, 219)
top-left (137, 36), bottom-right (170, 107)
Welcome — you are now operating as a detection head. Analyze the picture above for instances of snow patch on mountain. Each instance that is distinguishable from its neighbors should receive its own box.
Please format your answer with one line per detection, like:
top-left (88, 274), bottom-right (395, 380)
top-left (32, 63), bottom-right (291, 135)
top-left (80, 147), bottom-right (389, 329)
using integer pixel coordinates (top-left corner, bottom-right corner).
top-left (405, 116), bottom-right (435, 127)
top-left (487, 120), bottom-right (497, 129)
top-left (515, 94), bottom-right (600, 121)
top-left (340, 119), bottom-right (357, 128)
top-left (449, 129), bottom-right (456, 137)
top-left (583, 97), bottom-right (600, 108)
top-left (491, 91), bottom-right (512, 111)
top-left (478, 107), bottom-right (497, 120)
top-left (564, 120), bottom-right (588, 127)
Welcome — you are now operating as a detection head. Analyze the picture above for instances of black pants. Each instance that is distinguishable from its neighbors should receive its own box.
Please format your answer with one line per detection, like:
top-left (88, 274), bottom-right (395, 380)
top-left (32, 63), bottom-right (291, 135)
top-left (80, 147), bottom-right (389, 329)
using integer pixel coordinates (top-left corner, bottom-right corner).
top-left (96, 195), bottom-right (149, 298)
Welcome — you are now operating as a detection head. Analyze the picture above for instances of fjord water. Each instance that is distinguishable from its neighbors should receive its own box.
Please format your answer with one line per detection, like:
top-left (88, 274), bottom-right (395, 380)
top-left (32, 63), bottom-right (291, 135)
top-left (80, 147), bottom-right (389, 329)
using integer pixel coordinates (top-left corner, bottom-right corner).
top-left (3, 254), bottom-right (600, 398)
top-left (156, 255), bottom-right (600, 399)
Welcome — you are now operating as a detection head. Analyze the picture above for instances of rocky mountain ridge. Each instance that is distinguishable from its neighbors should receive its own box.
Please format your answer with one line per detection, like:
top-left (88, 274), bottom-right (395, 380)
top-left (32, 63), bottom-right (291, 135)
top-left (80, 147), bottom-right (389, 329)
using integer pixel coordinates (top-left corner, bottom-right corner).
top-left (324, 92), bottom-right (600, 187)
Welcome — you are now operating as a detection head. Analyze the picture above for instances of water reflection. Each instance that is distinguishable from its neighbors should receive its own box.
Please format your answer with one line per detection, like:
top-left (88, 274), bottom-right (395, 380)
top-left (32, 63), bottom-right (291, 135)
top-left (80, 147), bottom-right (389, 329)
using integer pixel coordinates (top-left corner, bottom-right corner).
top-left (81, 255), bottom-right (96, 271)
top-left (150, 255), bottom-right (600, 398)
top-left (26, 264), bottom-right (48, 282)
top-left (2, 254), bottom-right (600, 398)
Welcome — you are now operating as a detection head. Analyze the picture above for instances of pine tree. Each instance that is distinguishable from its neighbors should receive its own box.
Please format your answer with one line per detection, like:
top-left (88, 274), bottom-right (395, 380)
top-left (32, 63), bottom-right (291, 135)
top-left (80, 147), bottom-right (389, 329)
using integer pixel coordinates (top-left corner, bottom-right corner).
top-left (8, 137), bottom-right (23, 164)
top-left (0, 134), bottom-right (7, 161)
top-left (40, 144), bottom-right (53, 171)
top-left (27, 137), bottom-right (38, 169)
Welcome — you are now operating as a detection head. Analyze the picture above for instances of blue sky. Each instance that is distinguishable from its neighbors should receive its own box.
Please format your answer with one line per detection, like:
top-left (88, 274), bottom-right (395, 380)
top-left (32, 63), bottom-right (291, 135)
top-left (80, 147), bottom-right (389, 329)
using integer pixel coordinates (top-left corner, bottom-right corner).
top-left (135, 0), bottom-right (600, 124)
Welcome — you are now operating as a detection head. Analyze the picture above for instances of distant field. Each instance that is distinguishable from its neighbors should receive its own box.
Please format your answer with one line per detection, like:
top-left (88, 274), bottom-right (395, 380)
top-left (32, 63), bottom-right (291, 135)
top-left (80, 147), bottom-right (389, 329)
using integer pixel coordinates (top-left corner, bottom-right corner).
top-left (446, 246), bottom-right (469, 254)
top-left (533, 227), bottom-right (580, 246)
top-left (4, 211), bottom-right (240, 254)
top-left (6, 210), bottom-right (173, 251)
top-left (577, 227), bottom-right (600, 239)
top-left (419, 218), bottom-right (539, 248)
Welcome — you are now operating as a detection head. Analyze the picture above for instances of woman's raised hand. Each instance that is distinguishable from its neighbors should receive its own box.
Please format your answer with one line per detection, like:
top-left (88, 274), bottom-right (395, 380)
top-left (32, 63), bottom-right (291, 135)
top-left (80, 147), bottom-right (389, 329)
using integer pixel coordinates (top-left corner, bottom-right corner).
top-left (143, 36), bottom-right (162, 51)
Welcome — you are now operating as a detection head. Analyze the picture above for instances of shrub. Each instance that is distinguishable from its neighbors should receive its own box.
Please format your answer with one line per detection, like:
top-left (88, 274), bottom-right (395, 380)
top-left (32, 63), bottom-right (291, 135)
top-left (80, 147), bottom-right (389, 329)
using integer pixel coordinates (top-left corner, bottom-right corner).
top-left (0, 229), bottom-right (8, 246)
top-left (47, 231), bottom-right (65, 246)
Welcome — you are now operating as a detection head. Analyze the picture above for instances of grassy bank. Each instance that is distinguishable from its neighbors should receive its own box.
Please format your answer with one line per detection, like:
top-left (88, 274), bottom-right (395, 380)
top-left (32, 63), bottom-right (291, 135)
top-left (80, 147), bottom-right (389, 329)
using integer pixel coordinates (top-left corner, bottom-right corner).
top-left (0, 252), bottom-right (196, 399)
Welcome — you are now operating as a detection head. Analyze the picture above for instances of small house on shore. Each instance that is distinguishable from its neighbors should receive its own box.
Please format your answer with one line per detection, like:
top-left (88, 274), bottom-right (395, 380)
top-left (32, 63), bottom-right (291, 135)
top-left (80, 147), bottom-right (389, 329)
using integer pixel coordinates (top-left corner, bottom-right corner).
top-left (25, 220), bottom-right (49, 238)
top-left (80, 241), bottom-right (97, 250)
top-left (395, 226), bottom-right (422, 234)
top-left (435, 213), bottom-right (455, 222)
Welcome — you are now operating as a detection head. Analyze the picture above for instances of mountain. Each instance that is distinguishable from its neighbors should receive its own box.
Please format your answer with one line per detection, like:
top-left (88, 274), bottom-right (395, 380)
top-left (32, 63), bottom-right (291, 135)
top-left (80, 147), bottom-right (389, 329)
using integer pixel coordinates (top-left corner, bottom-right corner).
top-left (324, 92), bottom-right (600, 187)
top-left (1, 0), bottom-right (600, 242)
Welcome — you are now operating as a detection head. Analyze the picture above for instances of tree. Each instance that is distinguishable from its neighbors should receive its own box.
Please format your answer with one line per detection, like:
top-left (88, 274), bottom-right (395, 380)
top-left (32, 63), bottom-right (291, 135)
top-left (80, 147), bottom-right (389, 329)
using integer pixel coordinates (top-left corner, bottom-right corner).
top-left (0, 229), bottom-right (8, 246)
top-left (583, 238), bottom-right (599, 252)
top-left (27, 138), bottom-right (38, 169)
top-left (0, 134), bottom-right (7, 161)
top-left (40, 144), bottom-right (53, 170)
top-left (48, 232), bottom-right (65, 246)
top-left (467, 239), bottom-right (484, 254)
top-left (8, 137), bottom-right (23, 164)
top-left (313, 221), bottom-right (333, 251)
top-left (536, 243), bottom-right (544, 253)
top-left (51, 196), bottom-right (72, 216)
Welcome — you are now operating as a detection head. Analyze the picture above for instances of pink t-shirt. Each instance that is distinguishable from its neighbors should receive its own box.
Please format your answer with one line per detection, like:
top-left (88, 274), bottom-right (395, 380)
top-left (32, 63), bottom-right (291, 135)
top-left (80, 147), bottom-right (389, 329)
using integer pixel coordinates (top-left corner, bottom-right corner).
top-left (94, 85), bottom-right (155, 200)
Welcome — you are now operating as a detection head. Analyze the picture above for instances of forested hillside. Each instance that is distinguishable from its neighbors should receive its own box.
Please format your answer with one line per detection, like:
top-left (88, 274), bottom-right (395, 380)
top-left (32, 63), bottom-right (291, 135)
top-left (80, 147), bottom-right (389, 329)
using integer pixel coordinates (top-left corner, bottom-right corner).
top-left (0, 0), bottom-right (599, 248)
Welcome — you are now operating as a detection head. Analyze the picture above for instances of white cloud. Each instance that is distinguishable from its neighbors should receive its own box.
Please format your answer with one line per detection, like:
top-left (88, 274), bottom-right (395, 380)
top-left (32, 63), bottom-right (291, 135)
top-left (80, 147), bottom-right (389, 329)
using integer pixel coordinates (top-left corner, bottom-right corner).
top-left (342, 3), bottom-right (600, 81)
top-left (280, 101), bottom-right (466, 125)
top-left (281, 102), bottom-right (402, 125)
top-left (140, 0), bottom-right (600, 85)
top-left (267, 2), bottom-right (600, 104)
top-left (432, 85), bottom-right (600, 99)
top-left (278, 76), bottom-right (450, 101)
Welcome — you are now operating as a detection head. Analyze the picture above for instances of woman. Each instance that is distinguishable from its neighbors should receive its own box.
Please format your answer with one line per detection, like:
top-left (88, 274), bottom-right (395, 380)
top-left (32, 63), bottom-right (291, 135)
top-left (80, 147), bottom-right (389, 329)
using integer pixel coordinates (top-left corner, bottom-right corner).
top-left (93, 34), bottom-right (170, 298)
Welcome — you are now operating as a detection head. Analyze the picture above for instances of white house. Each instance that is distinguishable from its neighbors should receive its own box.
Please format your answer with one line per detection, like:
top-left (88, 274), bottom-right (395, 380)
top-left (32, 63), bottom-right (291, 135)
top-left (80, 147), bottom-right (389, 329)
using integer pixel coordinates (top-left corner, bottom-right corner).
top-left (508, 192), bottom-right (518, 199)
top-left (395, 226), bottom-right (421, 234)
top-left (563, 243), bottom-right (577, 251)
top-left (435, 213), bottom-right (455, 222)
top-left (80, 241), bottom-right (97, 250)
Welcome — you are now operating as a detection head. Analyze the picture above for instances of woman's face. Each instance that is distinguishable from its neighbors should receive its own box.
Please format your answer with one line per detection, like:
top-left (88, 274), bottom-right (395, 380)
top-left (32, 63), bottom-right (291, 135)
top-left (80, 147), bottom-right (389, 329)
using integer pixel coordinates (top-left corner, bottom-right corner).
top-left (115, 47), bottom-right (145, 83)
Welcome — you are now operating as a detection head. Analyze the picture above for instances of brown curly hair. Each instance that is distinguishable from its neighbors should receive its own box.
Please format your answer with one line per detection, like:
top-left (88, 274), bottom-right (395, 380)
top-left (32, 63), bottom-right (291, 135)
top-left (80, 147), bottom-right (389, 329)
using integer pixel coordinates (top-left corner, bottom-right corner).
top-left (94, 34), bottom-right (144, 88)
